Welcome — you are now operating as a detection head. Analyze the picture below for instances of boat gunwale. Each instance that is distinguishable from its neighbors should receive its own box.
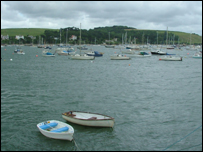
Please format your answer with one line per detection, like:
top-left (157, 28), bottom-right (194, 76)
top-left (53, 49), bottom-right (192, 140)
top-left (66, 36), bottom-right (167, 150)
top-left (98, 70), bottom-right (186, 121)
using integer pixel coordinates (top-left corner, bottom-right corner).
top-left (62, 111), bottom-right (114, 121)
top-left (37, 120), bottom-right (74, 134)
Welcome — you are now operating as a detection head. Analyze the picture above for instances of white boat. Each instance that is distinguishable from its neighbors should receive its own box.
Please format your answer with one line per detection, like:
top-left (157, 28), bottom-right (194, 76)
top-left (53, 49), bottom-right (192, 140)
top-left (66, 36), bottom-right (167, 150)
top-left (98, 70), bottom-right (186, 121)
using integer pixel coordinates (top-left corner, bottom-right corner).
top-left (121, 49), bottom-right (135, 54)
top-left (151, 49), bottom-right (166, 55)
top-left (159, 56), bottom-right (182, 61)
top-left (105, 32), bottom-right (115, 48)
top-left (85, 51), bottom-right (103, 57)
top-left (129, 51), bottom-right (151, 57)
top-left (17, 50), bottom-right (25, 55)
top-left (110, 54), bottom-right (130, 60)
top-left (57, 50), bottom-right (76, 56)
top-left (37, 120), bottom-right (74, 141)
top-left (105, 45), bottom-right (115, 48)
top-left (42, 50), bottom-right (55, 57)
top-left (70, 53), bottom-right (95, 60)
top-left (14, 47), bottom-right (23, 53)
top-left (192, 52), bottom-right (202, 59)
top-left (62, 111), bottom-right (115, 127)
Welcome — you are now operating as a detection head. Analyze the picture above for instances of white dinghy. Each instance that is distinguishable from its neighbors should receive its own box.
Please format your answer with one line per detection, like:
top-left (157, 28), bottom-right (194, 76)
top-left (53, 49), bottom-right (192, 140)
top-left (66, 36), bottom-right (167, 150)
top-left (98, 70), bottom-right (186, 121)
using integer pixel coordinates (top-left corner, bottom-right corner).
top-left (37, 120), bottom-right (74, 141)
top-left (62, 111), bottom-right (115, 127)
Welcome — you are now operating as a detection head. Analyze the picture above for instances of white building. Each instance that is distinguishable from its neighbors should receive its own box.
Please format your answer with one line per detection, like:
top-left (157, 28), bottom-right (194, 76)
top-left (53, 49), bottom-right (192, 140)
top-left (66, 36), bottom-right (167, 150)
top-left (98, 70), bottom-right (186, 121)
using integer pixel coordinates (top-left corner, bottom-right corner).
top-left (69, 35), bottom-right (77, 40)
top-left (15, 35), bottom-right (24, 40)
top-left (1, 35), bottom-right (9, 40)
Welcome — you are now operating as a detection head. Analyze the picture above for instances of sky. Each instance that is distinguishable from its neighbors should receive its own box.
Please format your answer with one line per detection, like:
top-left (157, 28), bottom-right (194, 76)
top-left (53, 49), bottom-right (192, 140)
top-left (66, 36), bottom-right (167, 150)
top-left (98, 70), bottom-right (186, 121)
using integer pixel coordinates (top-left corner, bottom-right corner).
top-left (1, 1), bottom-right (202, 36)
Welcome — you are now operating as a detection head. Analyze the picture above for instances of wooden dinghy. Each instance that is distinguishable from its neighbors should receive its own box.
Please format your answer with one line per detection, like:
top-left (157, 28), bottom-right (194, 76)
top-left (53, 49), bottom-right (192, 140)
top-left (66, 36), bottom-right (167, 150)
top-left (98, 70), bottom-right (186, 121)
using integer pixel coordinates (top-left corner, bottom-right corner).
top-left (62, 111), bottom-right (115, 127)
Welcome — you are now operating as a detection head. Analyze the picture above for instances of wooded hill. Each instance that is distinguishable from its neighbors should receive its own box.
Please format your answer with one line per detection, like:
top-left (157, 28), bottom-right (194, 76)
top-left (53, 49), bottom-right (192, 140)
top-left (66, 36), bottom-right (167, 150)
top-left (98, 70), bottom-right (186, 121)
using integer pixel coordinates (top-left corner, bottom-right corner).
top-left (1, 26), bottom-right (202, 45)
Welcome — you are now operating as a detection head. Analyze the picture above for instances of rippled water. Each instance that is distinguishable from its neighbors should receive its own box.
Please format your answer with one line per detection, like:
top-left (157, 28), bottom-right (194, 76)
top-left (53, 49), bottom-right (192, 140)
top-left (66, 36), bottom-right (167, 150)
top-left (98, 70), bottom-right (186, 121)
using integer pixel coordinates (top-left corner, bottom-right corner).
top-left (1, 45), bottom-right (202, 151)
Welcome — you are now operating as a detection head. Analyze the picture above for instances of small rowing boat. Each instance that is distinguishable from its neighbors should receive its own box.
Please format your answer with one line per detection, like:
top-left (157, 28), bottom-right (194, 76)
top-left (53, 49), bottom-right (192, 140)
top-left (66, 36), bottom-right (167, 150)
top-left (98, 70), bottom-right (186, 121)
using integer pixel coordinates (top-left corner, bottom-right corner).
top-left (62, 111), bottom-right (115, 127)
top-left (37, 120), bottom-right (74, 140)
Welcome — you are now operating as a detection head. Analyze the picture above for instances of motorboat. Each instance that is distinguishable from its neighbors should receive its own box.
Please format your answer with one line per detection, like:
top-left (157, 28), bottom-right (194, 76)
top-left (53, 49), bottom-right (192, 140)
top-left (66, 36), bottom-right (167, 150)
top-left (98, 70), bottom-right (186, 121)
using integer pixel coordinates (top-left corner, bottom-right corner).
top-left (44, 46), bottom-right (52, 49)
top-left (70, 54), bottom-right (95, 60)
top-left (105, 45), bottom-right (115, 48)
top-left (62, 111), bottom-right (114, 127)
top-left (85, 51), bottom-right (103, 57)
top-left (192, 52), bottom-right (202, 59)
top-left (57, 50), bottom-right (76, 56)
top-left (121, 49), bottom-right (135, 54)
top-left (77, 46), bottom-right (88, 50)
top-left (159, 56), bottom-right (182, 61)
top-left (17, 50), bottom-right (25, 55)
top-left (110, 54), bottom-right (130, 60)
top-left (14, 47), bottom-right (22, 53)
top-left (37, 120), bottom-right (74, 141)
top-left (128, 51), bottom-right (151, 57)
top-left (151, 49), bottom-right (167, 55)
top-left (42, 50), bottom-right (55, 57)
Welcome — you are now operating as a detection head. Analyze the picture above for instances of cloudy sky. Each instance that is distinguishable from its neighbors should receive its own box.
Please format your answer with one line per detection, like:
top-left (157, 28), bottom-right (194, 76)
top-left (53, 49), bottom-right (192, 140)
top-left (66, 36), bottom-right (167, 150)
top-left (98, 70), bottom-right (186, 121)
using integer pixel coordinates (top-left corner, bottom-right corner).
top-left (1, 1), bottom-right (202, 36)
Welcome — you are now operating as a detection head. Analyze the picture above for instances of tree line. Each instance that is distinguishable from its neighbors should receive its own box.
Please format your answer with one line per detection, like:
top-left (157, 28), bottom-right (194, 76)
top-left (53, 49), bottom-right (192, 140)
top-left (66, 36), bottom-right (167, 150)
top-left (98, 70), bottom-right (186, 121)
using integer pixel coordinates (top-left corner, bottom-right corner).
top-left (2, 25), bottom-right (200, 45)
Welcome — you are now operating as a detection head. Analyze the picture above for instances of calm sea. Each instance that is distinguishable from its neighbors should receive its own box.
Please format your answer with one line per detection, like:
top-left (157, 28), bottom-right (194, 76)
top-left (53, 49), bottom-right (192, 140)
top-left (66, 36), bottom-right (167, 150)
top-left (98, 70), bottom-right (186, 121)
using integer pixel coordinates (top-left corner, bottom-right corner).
top-left (1, 45), bottom-right (202, 151)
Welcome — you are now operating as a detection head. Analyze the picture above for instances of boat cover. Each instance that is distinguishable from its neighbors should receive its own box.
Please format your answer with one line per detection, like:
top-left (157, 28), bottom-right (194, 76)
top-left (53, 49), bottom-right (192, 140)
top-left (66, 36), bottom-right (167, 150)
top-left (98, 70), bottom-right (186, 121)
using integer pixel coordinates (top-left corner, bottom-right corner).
top-left (39, 122), bottom-right (58, 130)
top-left (50, 126), bottom-right (69, 133)
top-left (46, 52), bottom-right (53, 55)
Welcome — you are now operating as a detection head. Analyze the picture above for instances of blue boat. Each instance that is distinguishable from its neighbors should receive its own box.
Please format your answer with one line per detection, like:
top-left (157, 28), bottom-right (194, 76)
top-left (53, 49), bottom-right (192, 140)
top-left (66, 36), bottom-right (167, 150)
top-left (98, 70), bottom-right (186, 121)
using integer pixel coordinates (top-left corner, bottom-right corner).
top-left (85, 51), bottom-right (103, 57)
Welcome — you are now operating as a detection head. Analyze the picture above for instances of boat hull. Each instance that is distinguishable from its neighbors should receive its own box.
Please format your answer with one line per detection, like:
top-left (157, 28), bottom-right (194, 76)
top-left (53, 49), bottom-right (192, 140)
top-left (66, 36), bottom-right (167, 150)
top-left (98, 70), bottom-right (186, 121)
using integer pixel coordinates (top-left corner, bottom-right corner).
top-left (37, 120), bottom-right (74, 141)
top-left (70, 54), bottom-right (95, 60)
top-left (159, 57), bottom-right (182, 61)
top-left (62, 111), bottom-right (114, 127)
top-left (192, 56), bottom-right (202, 59)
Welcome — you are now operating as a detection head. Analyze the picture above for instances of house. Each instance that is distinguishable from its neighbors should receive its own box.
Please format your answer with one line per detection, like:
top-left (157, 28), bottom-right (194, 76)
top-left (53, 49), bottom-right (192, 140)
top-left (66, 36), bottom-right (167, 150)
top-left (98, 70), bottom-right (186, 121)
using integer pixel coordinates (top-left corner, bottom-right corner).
top-left (16, 35), bottom-right (24, 40)
top-left (1, 35), bottom-right (9, 40)
top-left (69, 35), bottom-right (77, 40)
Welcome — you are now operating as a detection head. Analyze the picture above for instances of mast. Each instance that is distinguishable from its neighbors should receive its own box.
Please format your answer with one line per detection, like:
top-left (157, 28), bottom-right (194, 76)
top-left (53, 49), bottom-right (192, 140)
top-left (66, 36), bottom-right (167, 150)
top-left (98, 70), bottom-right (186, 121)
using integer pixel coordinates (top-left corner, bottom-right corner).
top-left (166, 26), bottom-right (168, 46)
top-left (157, 31), bottom-right (158, 46)
top-left (109, 32), bottom-right (110, 45)
top-left (80, 23), bottom-right (81, 55)
top-left (60, 28), bottom-right (61, 45)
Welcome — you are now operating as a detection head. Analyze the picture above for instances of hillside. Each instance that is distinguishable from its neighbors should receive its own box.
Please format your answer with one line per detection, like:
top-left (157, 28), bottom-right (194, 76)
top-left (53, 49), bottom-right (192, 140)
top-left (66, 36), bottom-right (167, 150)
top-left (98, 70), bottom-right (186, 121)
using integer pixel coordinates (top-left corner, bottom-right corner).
top-left (1, 27), bottom-right (202, 44)
top-left (125, 29), bottom-right (202, 45)
top-left (1, 28), bottom-right (59, 37)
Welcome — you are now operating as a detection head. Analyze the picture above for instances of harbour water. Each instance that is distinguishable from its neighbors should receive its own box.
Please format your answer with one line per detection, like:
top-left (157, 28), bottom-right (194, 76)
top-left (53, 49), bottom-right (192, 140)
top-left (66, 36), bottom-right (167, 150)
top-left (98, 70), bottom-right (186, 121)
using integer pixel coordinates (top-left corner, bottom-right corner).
top-left (1, 45), bottom-right (202, 151)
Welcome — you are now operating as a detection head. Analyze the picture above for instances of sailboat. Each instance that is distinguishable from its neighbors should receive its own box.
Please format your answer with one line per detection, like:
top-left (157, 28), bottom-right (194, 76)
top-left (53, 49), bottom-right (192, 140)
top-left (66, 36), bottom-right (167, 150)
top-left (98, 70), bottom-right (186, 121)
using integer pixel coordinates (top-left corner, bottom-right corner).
top-left (70, 23), bottom-right (95, 60)
top-left (105, 32), bottom-right (115, 48)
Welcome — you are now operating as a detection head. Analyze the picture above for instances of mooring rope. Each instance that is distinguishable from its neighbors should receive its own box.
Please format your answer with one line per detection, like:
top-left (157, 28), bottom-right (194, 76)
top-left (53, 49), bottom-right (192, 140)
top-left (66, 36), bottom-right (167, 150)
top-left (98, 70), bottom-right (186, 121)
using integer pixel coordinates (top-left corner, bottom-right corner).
top-left (177, 143), bottom-right (202, 151)
top-left (73, 138), bottom-right (81, 151)
top-left (163, 125), bottom-right (202, 151)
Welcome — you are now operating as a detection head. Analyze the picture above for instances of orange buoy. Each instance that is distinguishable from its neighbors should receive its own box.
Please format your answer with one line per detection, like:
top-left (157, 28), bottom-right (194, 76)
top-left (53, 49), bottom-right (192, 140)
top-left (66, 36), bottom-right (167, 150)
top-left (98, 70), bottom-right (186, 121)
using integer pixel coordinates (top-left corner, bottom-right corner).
top-left (159, 59), bottom-right (161, 60)
top-left (36, 55), bottom-right (38, 57)
top-left (129, 64), bottom-right (130, 66)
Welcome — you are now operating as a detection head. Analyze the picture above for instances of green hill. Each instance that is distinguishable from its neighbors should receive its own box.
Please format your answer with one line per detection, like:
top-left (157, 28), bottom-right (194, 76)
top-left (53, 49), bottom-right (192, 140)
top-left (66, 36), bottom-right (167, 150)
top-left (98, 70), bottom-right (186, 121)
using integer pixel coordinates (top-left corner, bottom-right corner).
top-left (1, 28), bottom-right (59, 36)
top-left (1, 27), bottom-right (202, 45)
top-left (125, 29), bottom-right (202, 45)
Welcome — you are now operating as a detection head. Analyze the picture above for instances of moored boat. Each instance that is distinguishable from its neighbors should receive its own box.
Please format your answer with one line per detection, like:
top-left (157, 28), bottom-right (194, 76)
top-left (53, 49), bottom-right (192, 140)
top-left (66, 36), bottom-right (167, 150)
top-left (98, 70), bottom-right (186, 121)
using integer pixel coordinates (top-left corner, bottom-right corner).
top-left (42, 50), bottom-right (55, 57)
top-left (192, 52), bottom-right (202, 59)
top-left (151, 49), bottom-right (167, 55)
top-left (37, 120), bottom-right (74, 141)
top-left (17, 50), bottom-right (25, 55)
top-left (70, 54), bottom-right (95, 60)
top-left (128, 51), bottom-right (151, 57)
top-left (85, 51), bottom-right (103, 57)
top-left (159, 56), bottom-right (182, 61)
top-left (14, 47), bottom-right (22, 53)
top-left (110, 54), bottom-right (130, 60)
top-left (62, 111), bottom-right (115, 127)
